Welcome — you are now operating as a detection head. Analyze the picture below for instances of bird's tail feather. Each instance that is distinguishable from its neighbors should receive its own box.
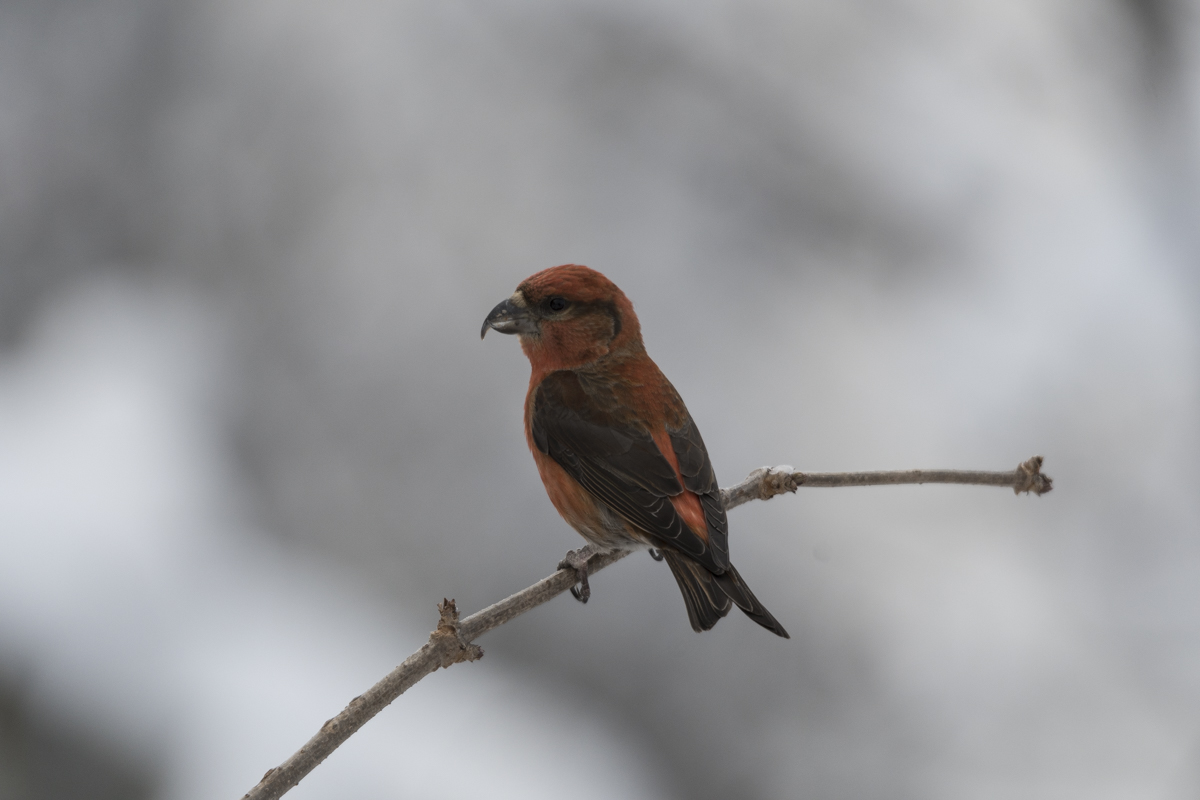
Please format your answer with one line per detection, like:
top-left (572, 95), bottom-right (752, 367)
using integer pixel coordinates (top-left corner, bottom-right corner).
top-left (662, 551), bottom-right (789, 638)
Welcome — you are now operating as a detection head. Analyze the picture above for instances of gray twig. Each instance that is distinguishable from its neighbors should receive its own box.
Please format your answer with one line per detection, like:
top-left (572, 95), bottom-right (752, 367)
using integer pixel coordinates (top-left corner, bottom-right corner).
top-left (720, 455), bottom-right (1053, 510)
top-left (242, 455), bottom-right (1051, 800)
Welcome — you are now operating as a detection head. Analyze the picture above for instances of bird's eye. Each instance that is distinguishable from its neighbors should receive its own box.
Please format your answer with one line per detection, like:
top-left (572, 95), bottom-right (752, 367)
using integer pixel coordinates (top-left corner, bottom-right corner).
top-left (547, 297), bottom-right (569, 312)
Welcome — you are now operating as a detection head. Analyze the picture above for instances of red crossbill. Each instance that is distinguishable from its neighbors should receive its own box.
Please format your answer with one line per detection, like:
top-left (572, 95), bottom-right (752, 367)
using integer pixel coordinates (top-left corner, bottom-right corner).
top-left (482, 264), bottom-right (788, 637)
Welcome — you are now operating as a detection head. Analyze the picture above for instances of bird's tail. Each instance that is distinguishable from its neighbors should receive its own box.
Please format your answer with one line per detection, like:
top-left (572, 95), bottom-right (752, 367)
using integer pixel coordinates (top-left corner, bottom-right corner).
top-left (661, 551), bottom-right (789, 638)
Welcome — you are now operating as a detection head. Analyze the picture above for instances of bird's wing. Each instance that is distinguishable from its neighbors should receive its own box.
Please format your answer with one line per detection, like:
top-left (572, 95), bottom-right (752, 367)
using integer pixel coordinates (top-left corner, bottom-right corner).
top-left (666, 415), bottom-right (730, 570)
top-left (531, 371), bottom-right (729, 573)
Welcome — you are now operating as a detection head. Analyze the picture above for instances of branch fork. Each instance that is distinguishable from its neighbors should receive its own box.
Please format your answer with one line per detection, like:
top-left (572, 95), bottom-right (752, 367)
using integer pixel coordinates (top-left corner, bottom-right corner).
top-left (1011, 455), bottom-right (1052, 495)
top-left (431, 598), bottom-right (484, 668)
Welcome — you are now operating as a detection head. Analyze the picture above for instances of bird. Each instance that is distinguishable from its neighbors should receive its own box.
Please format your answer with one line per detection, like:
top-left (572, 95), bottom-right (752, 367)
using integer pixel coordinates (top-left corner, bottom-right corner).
top-left (481, 264), bottom-right (788, 637)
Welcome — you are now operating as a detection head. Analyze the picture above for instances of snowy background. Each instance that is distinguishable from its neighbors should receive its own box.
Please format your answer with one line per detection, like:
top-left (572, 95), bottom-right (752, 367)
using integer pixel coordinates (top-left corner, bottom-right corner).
top-left (1, 1), bottom-right (1198, 798)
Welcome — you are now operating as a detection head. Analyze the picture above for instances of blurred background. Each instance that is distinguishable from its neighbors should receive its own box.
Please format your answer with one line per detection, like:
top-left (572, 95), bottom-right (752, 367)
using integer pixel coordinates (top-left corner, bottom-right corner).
top-left (1, 0), bottom-right (1198, 797)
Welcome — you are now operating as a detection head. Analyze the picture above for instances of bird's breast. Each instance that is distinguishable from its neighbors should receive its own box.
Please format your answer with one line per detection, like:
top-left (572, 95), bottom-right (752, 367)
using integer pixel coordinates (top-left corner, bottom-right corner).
top-left (528, 446), bottom-right (647, 550)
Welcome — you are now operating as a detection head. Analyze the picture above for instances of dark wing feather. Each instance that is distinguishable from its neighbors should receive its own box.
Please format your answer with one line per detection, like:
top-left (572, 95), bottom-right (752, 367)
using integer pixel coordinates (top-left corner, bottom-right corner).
top-left (661, 551), bottom-right (732, 631)
top-left (668, 417), bottom-right (730, 571)
top-left (531, 372), bottom-right (724, 571)
top-left (662, 551), bottom-right (789, 637)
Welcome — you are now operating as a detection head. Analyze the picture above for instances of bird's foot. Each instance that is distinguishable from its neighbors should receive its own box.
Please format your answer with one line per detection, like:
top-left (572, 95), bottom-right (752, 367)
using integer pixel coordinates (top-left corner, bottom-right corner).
top-left (558, 546), bottom-right (599, 603)
top-left (647, 548), bottom-right (665, 562)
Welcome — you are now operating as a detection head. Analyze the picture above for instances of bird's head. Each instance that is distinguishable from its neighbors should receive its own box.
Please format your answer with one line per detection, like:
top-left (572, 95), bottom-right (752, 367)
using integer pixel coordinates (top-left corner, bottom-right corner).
top-left (481, 264), bottom-right (643, 373)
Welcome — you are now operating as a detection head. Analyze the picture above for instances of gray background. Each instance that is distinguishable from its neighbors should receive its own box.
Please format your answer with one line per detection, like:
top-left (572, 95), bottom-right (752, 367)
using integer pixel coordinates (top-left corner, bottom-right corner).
top-left (1, 0), bottom-right (1198, 798)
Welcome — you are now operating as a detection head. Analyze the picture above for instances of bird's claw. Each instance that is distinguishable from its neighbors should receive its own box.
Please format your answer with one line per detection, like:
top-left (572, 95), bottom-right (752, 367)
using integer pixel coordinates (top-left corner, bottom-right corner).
top-left (648, 548), bottom-right (664, 562)
top-left (558, 547), bottom-right (596, 604)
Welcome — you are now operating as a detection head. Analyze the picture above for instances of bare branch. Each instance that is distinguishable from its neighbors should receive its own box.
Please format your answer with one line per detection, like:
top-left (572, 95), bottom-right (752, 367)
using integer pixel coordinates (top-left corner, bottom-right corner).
top-left (721, 455), bottom-right (1052, 510)
top-left (242, 455), bottom-right (1051, 800)
top-left (243, 599), bottom-right (483, 800)
top-left (241, 554), bottom-right (628, 800)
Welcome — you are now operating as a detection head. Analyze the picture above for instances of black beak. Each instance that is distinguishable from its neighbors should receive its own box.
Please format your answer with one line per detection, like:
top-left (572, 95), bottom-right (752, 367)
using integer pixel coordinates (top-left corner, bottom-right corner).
top-left (481, 296), bottom-right (537, 339)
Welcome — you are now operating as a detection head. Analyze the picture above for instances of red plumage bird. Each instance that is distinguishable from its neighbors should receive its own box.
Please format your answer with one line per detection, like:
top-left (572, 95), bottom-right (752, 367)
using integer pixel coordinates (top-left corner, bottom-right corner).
top-left (482, 264), bottom-right (788, 637)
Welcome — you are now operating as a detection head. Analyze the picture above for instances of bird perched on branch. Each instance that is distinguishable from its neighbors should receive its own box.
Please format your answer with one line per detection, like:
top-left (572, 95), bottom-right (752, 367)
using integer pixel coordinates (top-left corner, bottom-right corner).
top-left (482, 264), bottom-right (788, 637)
